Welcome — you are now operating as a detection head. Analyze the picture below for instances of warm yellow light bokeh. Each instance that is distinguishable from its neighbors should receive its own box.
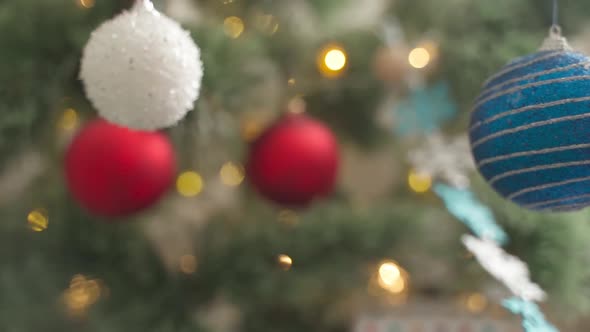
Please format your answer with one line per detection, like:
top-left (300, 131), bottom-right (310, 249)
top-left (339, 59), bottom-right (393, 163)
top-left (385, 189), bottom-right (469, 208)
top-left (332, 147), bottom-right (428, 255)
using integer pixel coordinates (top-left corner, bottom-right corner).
top-left (77, 0), bottom-right (95, 9)
top-left (63, 274), bottom-right (104, 317)
top-left (224, 16), bottom-right (244, 39)
top-left (177, 171), bottom-right (204, 197)
top-left (59, 108), bottom-right (79, 132)
top-left (220, 162), bottom-right (245, 187)
top-left (408, 170), bottom-right (432, 193)
top-left (384, 275), bottom-right (406, 294)
top-left (277, 254), bottom-right (293, 270)
top-left (27, 209), bottom-right (48, 232)
top-left (241, 118), bottom-right (264, 142)
top-left (408, 47), bottom-right (431, 69)
top-left (377, 261), bottom-right (407, 294)
top-left (317, 45), bottom-right (347, 77)
top-left (378, 262), bottom-right (401, 285)
top-left (325, 49), bottom-right (346, 71)
top-left (466, 293), bottom-right (488, 313)
top-left (179, 254), bottom-right (198, 274)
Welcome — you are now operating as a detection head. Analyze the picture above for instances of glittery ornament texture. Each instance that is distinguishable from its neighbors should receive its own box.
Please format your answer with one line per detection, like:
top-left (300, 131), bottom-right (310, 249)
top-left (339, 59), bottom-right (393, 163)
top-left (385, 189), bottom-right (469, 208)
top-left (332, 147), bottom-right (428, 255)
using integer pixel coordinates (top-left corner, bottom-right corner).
top-left (470, 49), bottom-right (590, 212)
top-left (80, 1), bottom-right (203, 130)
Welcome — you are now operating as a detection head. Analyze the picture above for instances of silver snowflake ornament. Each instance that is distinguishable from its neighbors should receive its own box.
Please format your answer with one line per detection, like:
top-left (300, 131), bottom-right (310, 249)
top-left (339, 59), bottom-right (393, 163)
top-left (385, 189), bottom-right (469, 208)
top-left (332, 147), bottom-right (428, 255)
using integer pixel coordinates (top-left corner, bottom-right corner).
top-left (408, 133), bottom-right (474, 188)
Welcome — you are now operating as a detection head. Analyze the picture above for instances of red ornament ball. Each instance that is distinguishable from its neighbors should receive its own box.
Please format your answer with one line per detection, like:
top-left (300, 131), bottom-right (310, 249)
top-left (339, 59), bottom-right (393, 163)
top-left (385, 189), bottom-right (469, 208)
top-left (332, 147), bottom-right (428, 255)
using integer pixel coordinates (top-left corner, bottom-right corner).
top-left (64, 119), bottom-right (176, 218)
top-left (246, 113), bottom-right (340, 206)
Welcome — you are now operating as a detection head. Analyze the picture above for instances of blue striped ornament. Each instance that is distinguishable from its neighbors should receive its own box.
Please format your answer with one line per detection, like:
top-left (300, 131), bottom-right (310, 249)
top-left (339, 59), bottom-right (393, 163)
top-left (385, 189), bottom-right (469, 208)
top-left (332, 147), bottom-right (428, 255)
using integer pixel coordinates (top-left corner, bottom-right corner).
top-left (470, 48), bottom-right (590, 212)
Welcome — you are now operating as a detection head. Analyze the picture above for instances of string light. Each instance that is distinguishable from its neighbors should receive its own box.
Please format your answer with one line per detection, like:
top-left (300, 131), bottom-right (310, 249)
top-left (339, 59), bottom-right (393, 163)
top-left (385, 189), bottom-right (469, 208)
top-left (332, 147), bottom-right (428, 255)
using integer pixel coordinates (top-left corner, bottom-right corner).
top-left (27, 208), bottom-right (48, 232)
top-left (408, 47), bottom-right (431, 69)
top-left (277, 254), bottom-right (293, 270)
top-left (377, 261), bottom-right (407, 294)
top-left (58, 108), bottom-right (79, 132)
top-left (241, 118), bottom-right (264, 142)
top-left (317, 44), bottom-right (347, 77)
top-left (176, 171), bottom-right (204, 197)
top-left (224, 16), bottom-right (244, 39)
top-left (408, 169), bottom-right (432, 193)
top-left (325, 49), bottom-right (346, 70)
top-left (465, 292), bottom-right (488, 313)
top-left (379, 262), bottom-right (401, 284)
top-left (62, 274), bottom-right (104, 317)
top-left (77, 0), bottom-right (95, 9)
top-left (179, 254), bottom-right (198, 274)
top-left (219, 162), bottom-right (245, 187)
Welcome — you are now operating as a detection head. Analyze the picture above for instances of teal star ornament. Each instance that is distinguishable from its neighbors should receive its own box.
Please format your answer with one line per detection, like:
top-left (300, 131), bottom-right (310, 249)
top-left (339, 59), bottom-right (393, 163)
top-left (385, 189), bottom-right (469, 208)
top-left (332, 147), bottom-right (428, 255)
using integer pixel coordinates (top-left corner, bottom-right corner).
top-left (393, 81), bottom-right (457, 136)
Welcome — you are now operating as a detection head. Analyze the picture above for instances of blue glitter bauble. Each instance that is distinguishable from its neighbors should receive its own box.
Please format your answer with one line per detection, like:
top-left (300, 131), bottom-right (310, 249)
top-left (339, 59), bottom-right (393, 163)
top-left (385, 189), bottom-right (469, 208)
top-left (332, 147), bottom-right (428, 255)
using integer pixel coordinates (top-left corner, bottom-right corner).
top-left (470, 49), bottom-right (590, 212)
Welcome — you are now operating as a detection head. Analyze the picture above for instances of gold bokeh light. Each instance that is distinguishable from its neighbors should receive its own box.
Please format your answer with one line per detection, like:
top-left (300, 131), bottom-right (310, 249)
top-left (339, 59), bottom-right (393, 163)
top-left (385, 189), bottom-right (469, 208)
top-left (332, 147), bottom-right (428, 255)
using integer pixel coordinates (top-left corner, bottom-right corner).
top-left (325, 49), bottom-right (346, 71)
top-left (465, 292), bottom-right (488, 313)
top-left (408, 47), bottom-right (431, 69)
top-left (277, 254), bottom-right (293, 271)
top-left (377, 261), bottom-right (407, 294)
top-left (27, 209), bottom-right (48, 232)
top-left (408, 169), bottom-right (432, 193)
top-left (240, 117), bottom-right (264, 142)
top-left (62, 274), bottom-right (104, 317)
top-left (224, 16), bottom-right (244, 39)
top-left (220, 162), bottom-right (245, 187)
top-left (317, 45), bottom-right (347, 77)
top-left (177, 171), bottom-right (204, 197)
top-left (77, 0), bottom-right (95, 9)
top-left (379, 262), bottom-right (401, 285)
top-left (58, 108), bottom-right (79, 132)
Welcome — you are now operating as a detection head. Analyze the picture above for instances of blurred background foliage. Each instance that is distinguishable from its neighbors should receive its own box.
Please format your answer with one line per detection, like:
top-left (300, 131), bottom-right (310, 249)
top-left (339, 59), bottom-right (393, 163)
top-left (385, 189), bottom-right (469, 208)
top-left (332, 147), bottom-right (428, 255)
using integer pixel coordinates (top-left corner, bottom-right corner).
top-left (2, 0), bottom-right (590, 331)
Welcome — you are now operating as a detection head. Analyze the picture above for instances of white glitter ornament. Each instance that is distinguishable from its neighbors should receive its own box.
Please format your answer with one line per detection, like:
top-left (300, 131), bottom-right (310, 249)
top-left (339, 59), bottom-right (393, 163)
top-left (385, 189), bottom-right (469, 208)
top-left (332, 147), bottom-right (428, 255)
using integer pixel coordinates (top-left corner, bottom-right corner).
top-left (80, 0), bottom-right (203, 130)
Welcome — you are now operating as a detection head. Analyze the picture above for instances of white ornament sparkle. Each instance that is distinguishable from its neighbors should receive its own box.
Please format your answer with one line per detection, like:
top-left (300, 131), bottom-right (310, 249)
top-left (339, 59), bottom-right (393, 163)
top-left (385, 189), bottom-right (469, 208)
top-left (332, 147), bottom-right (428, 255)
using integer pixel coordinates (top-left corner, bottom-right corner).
top-left (408, 133), bottom-right (474, 188)
top-left (462, 235), bottom-right (546, 302)
top-left (80, 0), bottom-right (203, 130)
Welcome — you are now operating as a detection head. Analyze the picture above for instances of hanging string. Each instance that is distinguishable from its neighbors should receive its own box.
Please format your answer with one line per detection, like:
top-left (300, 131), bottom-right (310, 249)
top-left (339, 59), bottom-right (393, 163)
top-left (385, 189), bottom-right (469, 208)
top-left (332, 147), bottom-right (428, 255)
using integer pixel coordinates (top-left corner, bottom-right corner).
top-left (540, 0), bottom-right (571, 52)
top-left (552, 0), bottom-right (559, 27)
top-left (550, 0), bottom-right (560, 35)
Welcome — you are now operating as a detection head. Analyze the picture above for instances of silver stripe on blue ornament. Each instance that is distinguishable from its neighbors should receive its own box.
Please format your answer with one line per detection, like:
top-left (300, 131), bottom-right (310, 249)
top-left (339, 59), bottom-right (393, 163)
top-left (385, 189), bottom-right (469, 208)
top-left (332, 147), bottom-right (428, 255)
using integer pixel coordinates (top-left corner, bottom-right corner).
top-left (469, 27), bottom-right (590, 212)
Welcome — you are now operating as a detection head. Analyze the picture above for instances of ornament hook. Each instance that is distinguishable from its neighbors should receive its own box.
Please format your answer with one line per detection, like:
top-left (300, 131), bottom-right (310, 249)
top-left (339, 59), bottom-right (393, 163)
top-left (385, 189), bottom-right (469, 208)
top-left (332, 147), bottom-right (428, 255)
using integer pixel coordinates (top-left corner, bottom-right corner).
top-left (540, 0), bottom-right (570, 52)
top-left (549, 24), bottom-right (561, 37)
